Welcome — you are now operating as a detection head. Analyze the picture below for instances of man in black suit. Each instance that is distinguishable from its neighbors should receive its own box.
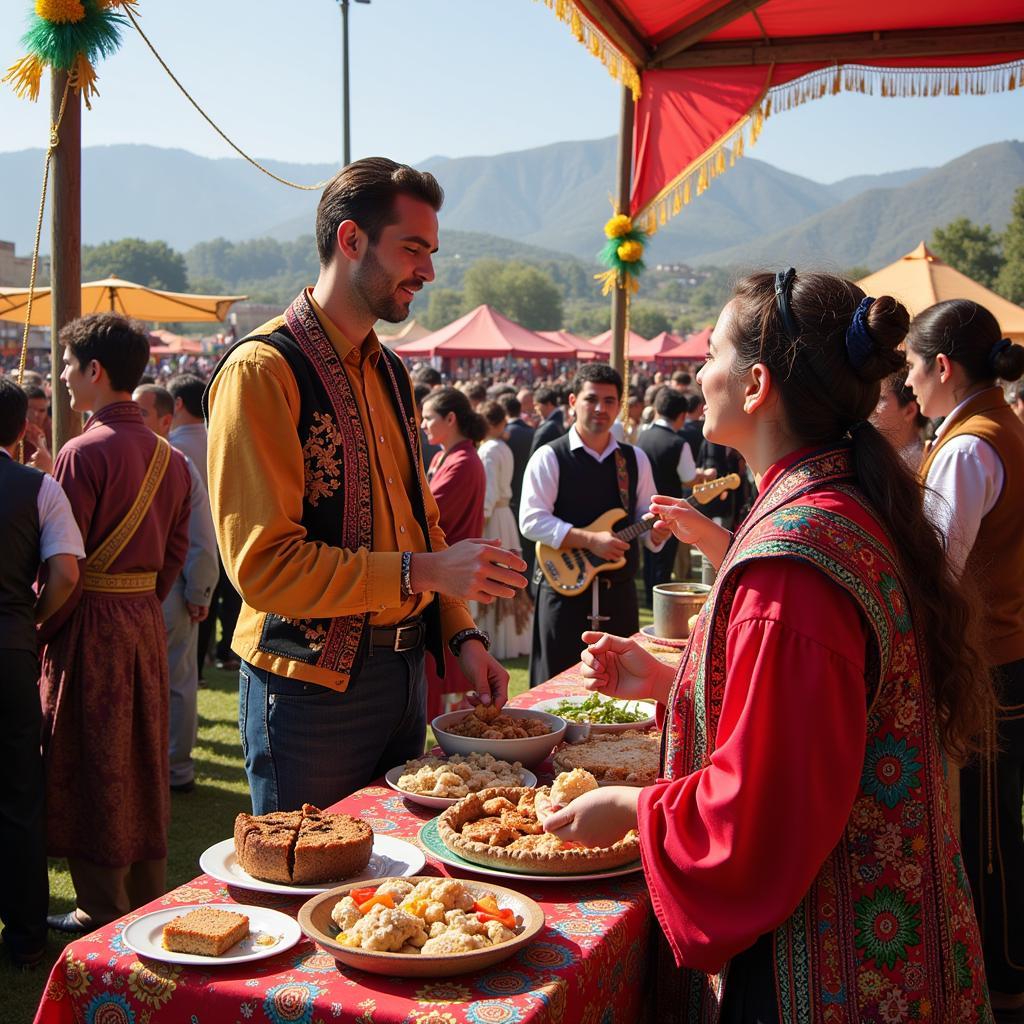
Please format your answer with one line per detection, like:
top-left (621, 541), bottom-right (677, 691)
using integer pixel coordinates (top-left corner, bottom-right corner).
top-left (679, 393), bottom-right (704, 464)
top-left (498, 393), bottom-right (536, 580)
top-left (529, 386), bottom-right (564, 457)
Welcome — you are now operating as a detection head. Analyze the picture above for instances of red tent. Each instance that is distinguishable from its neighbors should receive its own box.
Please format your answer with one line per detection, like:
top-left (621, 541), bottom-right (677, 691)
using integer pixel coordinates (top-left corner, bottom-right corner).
top-left (581, 328), bottom-right (650, 360)
top-left (663, 327), bottom-right (712, 360)
top-left (537, 329), bottom-right (584, 351)
top-left (397, 305), bottom-right (572, 359)
top-left (631, 330), bottom-right (685, 360)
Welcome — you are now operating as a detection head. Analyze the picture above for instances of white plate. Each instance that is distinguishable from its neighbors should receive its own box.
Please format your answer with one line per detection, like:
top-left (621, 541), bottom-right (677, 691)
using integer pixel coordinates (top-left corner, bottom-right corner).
top-left (531, 695), bottom-right (657, 733)
top-left (419, 818), bottom-right (643, 883)
top-left (199, 835), bottom-right (426, 896)
top-left (122, 903), bottom-right (301, 966)
top-left (384, 763), bottom-right (539, 809)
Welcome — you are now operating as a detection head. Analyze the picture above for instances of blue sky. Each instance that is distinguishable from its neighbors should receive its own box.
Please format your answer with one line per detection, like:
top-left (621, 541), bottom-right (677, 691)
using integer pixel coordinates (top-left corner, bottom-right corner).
top-left (1, 0), bottom-right (1020, 183)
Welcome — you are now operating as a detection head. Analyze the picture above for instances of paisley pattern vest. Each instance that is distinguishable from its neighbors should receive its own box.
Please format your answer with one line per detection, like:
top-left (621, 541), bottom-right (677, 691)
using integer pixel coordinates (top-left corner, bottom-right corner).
top-left (661, 446), bottom-right (990, 1023)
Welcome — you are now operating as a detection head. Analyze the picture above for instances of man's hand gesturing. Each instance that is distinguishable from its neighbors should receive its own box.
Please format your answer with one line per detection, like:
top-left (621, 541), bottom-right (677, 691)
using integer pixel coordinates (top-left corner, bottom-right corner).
top-left (410, 539), bottom-right (527, 604)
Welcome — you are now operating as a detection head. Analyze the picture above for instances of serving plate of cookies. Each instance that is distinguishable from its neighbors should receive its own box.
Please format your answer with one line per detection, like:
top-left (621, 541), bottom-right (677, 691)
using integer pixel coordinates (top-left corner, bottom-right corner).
top-left (298, 875), bottom-right (544, 977)
top-left (200, 803), bottom-right (425, 895)
top-left (122, 903), bottom-right (302, 966)
top-left (385, 752), bottom-right (538, 810)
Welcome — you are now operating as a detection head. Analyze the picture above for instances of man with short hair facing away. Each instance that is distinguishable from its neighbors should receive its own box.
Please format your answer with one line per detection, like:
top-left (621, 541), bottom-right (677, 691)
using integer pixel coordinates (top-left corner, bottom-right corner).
top-left (637, 388), bottom-right (697, 605)
top-left (520, 363), bottom-right (672, 685)
top-left (528, 386), bottom-right (564, 457)
top-left (134, 384), bottom-right (219, 795)
top-left (41, 314), bottom-right (192, 933)
top-left (516, 387), bottom-right (539, 427)
top-left (205, 158), bottom-right (526, 815)
top-left (0, 378), bottom-right (82, 966)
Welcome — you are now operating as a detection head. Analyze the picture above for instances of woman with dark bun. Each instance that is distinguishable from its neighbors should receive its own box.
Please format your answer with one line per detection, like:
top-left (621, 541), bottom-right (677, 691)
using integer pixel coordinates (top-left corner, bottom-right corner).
top-left (906, 299), bottom-right (1024, 1019)
top-left (543, 271), bottom-right (993, 1021)
top-left (419, 387), bottom-right (487, 720)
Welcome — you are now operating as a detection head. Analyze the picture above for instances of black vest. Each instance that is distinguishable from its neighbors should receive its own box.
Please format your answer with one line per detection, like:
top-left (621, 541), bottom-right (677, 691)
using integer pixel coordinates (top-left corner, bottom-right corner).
top-left (637, 422), bottom-right (686, 499)
top-left (550, 433), bottom-right (639, 583)
top-left (0, 455), bottom-right (44, 652)
top-left (203, 294), bottom-right (443, 681)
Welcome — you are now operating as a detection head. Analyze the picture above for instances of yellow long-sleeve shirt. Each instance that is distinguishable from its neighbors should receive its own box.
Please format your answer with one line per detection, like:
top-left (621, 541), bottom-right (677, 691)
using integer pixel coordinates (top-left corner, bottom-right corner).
top-left (206, 291), bottom-right (475, 689)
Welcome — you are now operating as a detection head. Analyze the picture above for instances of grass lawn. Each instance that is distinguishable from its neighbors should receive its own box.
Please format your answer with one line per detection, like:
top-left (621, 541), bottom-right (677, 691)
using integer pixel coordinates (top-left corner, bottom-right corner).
top-left (3, 600), bottom-right (653, 1022)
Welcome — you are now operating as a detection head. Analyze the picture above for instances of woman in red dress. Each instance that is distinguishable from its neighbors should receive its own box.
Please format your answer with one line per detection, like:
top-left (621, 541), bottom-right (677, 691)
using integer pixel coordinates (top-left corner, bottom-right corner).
top-left (421, 387), bottom-right (486, 721)
top-left (544, 272), bottom-right (995, 1021)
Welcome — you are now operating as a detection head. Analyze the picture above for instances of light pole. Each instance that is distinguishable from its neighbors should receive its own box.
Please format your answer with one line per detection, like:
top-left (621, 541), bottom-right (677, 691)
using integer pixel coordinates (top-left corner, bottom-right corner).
top-left (337, 0), bottom-right (371, 167)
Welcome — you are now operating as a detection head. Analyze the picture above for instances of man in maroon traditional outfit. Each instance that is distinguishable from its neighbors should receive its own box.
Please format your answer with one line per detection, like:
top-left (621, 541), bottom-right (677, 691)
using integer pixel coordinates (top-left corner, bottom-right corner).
top-left (41, 313), bottom-right (191, 934)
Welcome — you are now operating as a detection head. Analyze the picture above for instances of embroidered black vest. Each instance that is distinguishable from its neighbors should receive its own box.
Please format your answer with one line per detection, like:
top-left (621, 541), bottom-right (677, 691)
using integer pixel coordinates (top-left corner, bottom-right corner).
top-left (203, 291), bottom-right (443, 681)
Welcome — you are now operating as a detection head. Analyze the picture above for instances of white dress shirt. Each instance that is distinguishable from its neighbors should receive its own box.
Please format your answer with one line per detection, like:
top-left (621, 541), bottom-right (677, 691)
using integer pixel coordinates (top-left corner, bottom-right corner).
top-left (922, 392), bottom-right (1004, 578)
top-left (0, 448), bottom-right (85, 560)
top-left (653, 417), bottom-right (698, 485)
top-left (519, 426), bottom-right (665, 552)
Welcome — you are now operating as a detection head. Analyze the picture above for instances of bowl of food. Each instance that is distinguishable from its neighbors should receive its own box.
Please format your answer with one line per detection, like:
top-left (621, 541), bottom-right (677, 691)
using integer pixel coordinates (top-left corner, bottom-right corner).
top-left (531, 693), bottom-right (657, 741)
top-left (431, 705), bottom-right (566, 766)
top-left (385, 753), bottom-right (538, 809)
top-left (297, 875), bottom-right (544, 977)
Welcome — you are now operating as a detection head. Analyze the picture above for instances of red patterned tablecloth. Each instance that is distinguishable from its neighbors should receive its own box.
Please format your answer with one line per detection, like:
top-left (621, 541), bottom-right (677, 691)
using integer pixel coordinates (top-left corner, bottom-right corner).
top-left (33, 666), bottom-right (673, 1024)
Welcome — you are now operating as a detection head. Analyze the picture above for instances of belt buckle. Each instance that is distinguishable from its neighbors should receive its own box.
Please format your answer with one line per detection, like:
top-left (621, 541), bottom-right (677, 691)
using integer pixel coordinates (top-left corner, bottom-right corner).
top-left (393, 622), bottom-right (419, 651)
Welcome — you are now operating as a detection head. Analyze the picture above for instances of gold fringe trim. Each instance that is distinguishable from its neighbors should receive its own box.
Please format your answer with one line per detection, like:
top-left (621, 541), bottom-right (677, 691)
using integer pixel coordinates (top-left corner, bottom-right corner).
top-left (535, 0), bottom-right (641, 98)
top-left (635, 58), bottom-right (1024, 236)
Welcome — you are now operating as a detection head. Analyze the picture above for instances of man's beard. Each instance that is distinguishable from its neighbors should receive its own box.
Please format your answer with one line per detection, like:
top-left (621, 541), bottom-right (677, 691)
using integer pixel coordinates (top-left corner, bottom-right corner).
top-left (353, 245), bottom-right (414, 324)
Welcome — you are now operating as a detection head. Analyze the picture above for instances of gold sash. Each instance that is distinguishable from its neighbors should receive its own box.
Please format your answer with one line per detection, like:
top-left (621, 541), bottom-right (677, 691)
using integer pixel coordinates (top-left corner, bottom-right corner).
top-left (82, 437), bottom-right (171, 595)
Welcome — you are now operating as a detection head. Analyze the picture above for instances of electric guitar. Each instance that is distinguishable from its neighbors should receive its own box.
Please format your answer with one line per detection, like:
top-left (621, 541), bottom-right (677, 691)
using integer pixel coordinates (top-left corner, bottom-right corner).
top-left (536, 473), bottom-right (742, 595)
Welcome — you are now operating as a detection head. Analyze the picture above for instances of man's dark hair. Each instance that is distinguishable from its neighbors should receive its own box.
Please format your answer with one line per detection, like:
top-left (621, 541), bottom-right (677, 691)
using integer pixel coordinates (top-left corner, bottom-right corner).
top-left (411, 364), bottom-right (442, 388)
top-left (0, 377), bottom-right (29, 447)
top-left (167, 373), bottom-right (206, 419)
top-left (464, 382), bottom-right (487, 405)
top-left (671, 370), bottom-right (691, 386)
top-left (534, 386), bottom-right (558, 408)
top-left (135, 383), bottom-right (174, 419)
top-left (315, 157), bottom-right (444, 265)
top-left (686, 393), bottom-right (704, 415)
top-left (60, 313), bottom-right (151, 393)
top-left (487, 383), bottom-right (516, 401)
top-left (655, 387), bottom-right (689, 421)
top-left (571, 362), bottom-right (623, 398)
top-left (498, 393), bottom-right (521, 418)
top-left (23, 384), bottom-right (46, 401)
top-left (413, 382), bottom-right (432, 407)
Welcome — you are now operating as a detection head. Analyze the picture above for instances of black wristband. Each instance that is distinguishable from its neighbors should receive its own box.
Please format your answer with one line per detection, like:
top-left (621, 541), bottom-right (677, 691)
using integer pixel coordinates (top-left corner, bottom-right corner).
top-left (448, 627), bottom-right (491, 658)
top-left (400, 551), bottom-right (414, 599)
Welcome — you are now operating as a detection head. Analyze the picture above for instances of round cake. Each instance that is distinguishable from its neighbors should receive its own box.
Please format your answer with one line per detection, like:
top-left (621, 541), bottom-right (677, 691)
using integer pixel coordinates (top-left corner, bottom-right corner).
top-left (233, 803), bottom-right (373, 884)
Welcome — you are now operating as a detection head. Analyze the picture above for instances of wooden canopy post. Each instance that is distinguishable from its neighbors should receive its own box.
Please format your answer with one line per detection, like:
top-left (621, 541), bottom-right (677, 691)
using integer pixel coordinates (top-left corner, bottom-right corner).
top-left (610, 85), bottom-right (634, 377)
top-left (50, 70), bottom-right (82, 454)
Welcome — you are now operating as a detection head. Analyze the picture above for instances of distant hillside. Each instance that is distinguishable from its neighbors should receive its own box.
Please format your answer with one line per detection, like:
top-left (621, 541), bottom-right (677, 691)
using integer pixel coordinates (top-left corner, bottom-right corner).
top-left (702, 141), bottom-right (1024, 269)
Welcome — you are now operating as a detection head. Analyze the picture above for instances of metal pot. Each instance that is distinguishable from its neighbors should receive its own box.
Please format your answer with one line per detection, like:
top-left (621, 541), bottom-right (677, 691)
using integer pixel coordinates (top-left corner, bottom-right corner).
top-left (652, 582), bottom-right (711, 640)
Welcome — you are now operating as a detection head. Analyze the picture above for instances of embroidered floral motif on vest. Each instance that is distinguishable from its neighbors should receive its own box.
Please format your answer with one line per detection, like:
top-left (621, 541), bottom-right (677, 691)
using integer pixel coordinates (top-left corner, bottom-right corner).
top-left (301, 411), bottom-right (344, 507)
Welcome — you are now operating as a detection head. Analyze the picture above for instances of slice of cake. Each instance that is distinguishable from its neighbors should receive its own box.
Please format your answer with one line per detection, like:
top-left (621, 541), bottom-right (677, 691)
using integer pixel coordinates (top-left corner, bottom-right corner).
top-left (233, 810), bottom-right (302, 883)
top-left (292, 804), bottom-right (374, 884)
top-left (163, 907), bottom-right (250, 956)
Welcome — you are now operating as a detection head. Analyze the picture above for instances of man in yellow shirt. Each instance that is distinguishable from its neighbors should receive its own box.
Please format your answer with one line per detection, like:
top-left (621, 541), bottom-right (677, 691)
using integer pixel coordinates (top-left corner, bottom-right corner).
top-left (205, 159), bottom-right (527, 814)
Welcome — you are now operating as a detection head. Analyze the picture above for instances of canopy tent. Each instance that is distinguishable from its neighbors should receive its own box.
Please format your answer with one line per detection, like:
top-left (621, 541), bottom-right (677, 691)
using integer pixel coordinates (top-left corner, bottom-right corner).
top-left (148, 328), bottom-right (203, 356)
top-left (631, 330), bottom-right (685, 360)
top-left (581, 328), bottom-right (650, 361)
top-left (663, 327), bottom-right (712, 360)
top-left (397, 304), bottom-right (572, 359)
top-left (377, 318), bottom-right (432, 347)
top-left (856, 242), bottom-right (1024, 341)
top-left (0, 276), bottom-right (247, 325)
top-left (538, 329), bottom-right (585, 351)
top-left (536, 1), bottom-right (1024, 366)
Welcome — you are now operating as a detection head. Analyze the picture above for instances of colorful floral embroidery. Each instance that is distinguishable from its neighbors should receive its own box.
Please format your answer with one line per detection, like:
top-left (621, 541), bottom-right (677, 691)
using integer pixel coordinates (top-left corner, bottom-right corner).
top-left (879, 573), bottom-right (913, 633)
top-left (862, 734), bottom-right (923, 808)
top-left (854, 885), bottom-right (921, 969)
top-left (476, 972), bottom-right (533, 997)
top-left (301, 410), bottom-right (344, 507)
top-left (263, 982), bottom-right (323, 1024)
top-left (64, 953), bottom-right (92, 997)
top-left (126, 960), bottom-right (179, 1008)
top-left (465, 1000), bottom-right (524, 1024)
top-left (772, 507), bottom-right (810, 531)
top-left (84, 992), bottom-right (135, 1024)
top-left (414, 981), bottom-right (472, 1004)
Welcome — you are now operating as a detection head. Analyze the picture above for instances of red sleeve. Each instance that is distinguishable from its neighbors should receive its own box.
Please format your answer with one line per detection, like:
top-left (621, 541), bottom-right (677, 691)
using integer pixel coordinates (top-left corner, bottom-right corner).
top-left (429, 449), bottom-right (484, 542)
top-left (638, 558), bottom-right (868, 973)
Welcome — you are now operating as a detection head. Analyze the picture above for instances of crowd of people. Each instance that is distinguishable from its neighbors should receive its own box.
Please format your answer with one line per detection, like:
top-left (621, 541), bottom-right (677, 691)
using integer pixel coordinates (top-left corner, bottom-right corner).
top-left (3, 156), bottom-right (1024, 1022)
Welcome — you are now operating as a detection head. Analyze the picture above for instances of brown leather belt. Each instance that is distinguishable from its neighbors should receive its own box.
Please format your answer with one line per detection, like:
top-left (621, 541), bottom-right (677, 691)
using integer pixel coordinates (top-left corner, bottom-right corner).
top-left (369, 617), bottom-right (426, 652)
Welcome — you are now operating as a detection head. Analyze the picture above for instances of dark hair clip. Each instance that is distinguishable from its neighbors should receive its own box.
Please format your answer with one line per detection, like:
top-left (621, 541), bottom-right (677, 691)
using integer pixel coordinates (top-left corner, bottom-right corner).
top-left (845, 296), bottom-right (876, 370)
top-left (847, 419), bottom-right (871, 436)
top-left (989, 337), bottom-right (1012, 373)
top-left (774, 268), bottom-right (798, 341)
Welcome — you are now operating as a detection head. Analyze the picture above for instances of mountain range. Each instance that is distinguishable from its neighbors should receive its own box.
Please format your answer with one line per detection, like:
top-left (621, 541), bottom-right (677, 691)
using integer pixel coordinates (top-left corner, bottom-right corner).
top-left (0, 138), bottom-right (1020, 271)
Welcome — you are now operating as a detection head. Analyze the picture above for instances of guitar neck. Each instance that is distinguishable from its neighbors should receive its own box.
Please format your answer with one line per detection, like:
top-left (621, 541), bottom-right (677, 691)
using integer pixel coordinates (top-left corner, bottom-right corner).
top-left (613, 517), bottom-right (653, 543)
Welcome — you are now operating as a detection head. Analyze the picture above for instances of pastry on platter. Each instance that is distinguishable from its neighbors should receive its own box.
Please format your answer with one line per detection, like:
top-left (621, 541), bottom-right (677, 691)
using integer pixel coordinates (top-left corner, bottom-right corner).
top-left (552, 731), bottom-right (661, 787)
top-left (438, 781), bottom-right (639, 875)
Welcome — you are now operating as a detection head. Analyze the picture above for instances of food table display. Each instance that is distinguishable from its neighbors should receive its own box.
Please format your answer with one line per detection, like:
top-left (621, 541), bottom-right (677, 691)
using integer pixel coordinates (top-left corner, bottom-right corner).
top-left (33, 646), bottom-right (681, 1024)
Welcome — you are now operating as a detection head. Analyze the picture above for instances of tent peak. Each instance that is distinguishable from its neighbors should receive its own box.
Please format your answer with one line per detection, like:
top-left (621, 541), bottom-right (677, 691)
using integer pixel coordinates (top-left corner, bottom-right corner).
top-left (905, 242), bottom-right (940, 263)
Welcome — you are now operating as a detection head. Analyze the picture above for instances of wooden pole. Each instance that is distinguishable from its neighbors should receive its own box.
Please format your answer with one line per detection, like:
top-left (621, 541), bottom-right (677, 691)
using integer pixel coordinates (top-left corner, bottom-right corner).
top-left (610, 85), bottom-right (634, 377)
top-left (50, 70), bottom-right (82, 454)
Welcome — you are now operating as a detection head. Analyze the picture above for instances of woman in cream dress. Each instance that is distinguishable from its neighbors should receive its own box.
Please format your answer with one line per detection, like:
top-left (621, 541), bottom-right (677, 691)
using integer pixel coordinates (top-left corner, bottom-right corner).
top-left (475, 402), bottom-right (532, 659)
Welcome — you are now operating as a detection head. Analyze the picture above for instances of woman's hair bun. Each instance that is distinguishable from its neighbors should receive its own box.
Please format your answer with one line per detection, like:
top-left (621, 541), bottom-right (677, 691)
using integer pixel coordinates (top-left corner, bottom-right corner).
top-left (856, 294), bottom-right (909, 383)
top-left (992, 338), bottom-right (1024, 383)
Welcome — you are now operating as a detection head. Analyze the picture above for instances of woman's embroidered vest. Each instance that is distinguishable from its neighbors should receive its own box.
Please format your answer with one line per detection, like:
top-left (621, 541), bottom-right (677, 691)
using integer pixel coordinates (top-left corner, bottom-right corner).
top-left (662, 446), bottom-right (990, 1024)
top-left (204, 290), bottom-right (443, 681)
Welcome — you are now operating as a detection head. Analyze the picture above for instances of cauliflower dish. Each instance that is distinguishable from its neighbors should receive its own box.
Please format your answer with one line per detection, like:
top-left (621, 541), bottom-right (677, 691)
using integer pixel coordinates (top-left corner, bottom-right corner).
top-left (397, 752), bottom-right (525, 799)
top-left (330, 877), bottom-right (522, 955)
top-left (444, 703), bottom-right (550, 740)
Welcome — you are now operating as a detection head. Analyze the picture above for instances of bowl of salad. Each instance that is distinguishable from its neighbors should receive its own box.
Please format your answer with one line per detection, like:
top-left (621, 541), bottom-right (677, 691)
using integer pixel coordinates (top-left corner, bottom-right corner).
top-left (530, 693), bottom-right (657, 741)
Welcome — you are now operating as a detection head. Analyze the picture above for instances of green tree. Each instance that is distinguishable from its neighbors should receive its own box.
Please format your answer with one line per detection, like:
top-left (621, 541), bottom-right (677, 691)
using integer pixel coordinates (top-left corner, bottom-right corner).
top-left (931, 218), bottom-right (1003, 288)
top-left (422, 288), bottom-right (465, 329)
top-left (996, 187), bottom-right (1024, 304)
top-left (564, 302), bottom-right (609, 337)
top-left (82, 238), bottom-right (188, 290)
top-left (462, 260), bottom-right (563, 330)
top-left (629, 303), bottom-right (673, 338)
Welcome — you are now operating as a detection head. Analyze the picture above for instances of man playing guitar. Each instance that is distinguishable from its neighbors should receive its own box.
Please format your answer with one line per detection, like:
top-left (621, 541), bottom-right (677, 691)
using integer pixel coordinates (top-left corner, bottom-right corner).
top-left (519, 363), bottom-right (672, 686)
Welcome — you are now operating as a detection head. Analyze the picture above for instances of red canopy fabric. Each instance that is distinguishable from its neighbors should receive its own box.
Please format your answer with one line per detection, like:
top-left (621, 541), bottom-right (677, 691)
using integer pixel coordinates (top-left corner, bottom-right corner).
top-left (396, 305), bottom-right (571, 359)
top-left (662, 327), bottom-right (711, 360)
top-left (580, 328), bottom-right (650, 360)
top-left (537, 329), bottom-right (584, 351)
top-left (631, 330), bottom-right (684, 360)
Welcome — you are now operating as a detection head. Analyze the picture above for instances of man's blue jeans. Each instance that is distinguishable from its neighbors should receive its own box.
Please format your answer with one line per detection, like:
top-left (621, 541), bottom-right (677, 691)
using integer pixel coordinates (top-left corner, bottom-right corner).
top-left (239, 645), bottom-right (426, 814)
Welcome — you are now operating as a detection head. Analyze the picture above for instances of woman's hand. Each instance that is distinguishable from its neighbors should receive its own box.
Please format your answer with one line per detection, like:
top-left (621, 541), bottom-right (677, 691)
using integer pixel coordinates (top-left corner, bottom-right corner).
top-left (579, 631), bottom-right (673, 704)
top-left (648, 494), bottom-right (731, 570)
top-left (542, 786), bottom-right (640, 848)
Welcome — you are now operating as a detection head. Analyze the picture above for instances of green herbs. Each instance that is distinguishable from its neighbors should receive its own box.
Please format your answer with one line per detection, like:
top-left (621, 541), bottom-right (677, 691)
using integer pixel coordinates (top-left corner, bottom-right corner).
top-left (550, 693), bottom-right (650, 724)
